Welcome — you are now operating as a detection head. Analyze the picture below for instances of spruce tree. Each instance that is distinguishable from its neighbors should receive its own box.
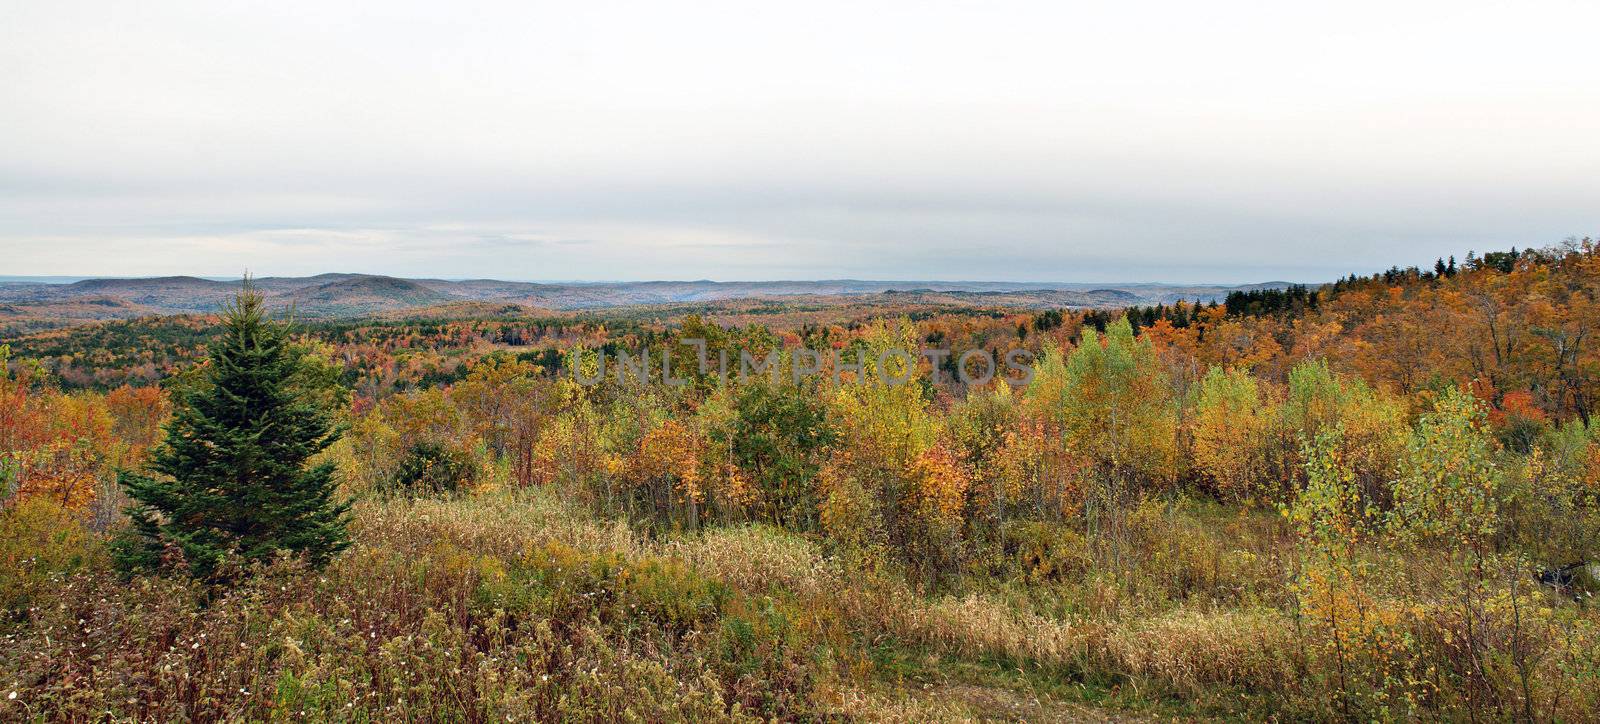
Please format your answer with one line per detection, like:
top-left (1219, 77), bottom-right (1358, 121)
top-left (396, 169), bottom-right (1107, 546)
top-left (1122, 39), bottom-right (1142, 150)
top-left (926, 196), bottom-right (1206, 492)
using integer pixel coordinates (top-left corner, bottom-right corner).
top-left (114, 281), bottom-right (349, 580)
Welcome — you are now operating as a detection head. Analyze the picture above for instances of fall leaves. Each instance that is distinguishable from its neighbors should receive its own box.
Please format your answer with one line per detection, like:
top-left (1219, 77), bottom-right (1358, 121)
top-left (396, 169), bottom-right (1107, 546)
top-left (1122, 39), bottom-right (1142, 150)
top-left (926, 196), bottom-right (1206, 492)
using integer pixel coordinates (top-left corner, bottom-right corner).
top-left (7, 241), bottom-right (1600, 583)
top-left (1, 345), bottom-right (170, 513)
top-left (1192, 366), bottom-right (1270, 502)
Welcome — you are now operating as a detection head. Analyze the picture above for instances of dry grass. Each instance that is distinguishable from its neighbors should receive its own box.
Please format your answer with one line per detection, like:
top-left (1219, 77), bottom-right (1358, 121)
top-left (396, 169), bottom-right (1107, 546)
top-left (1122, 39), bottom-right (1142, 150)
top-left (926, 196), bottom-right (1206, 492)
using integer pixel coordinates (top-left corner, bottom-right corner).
top-left (880, 590), bottom-right (1088, 668)
top-left (5, 485), bottom-right (1599, 721)
top-left (1103, 607), bottom-right (1300, 697)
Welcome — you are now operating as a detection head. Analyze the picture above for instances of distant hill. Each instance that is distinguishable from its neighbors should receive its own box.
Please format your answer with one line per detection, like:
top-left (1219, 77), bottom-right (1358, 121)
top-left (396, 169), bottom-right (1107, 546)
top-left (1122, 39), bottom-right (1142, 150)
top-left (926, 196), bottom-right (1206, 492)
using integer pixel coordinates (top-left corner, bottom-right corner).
top-left (363, 300), bottom-right (561, 321)
top-left (0, 274), bottom-right (1300, 331)
top-left (0, 296), bottom-right (160, 336)
top-left (65, 275), bottom-right (225, 291)
top-left (287, 276), bottom-right (456, 316)
top-left (60, 276), bottom-right (236, 311)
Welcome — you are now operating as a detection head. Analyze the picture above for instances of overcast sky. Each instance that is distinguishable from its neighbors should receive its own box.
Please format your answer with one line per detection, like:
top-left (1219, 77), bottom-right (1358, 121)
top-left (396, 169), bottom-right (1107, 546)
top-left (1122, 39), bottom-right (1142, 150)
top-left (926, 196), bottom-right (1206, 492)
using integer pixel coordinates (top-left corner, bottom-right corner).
top-left (3, 1), bottom-right (1598, 283)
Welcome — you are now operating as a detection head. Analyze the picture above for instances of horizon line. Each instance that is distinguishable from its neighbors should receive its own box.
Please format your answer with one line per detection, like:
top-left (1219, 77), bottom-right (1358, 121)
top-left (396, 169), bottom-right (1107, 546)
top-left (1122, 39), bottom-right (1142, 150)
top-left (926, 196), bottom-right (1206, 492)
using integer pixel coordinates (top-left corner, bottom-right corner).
top-left (0, 273), bottom-right (1314, 288)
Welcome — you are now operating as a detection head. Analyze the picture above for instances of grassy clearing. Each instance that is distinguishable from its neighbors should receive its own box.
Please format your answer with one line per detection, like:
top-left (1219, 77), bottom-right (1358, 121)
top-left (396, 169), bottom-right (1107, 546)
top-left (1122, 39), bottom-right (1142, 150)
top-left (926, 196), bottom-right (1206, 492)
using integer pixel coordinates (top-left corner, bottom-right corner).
top-left (5, 485), bottom-right (1598, 721)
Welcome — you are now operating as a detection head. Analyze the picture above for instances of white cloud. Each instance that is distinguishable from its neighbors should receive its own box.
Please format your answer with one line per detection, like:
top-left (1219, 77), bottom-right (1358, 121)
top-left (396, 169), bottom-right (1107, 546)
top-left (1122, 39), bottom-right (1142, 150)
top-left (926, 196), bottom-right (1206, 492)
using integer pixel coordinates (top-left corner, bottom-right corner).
top-left (2, 0), bottom-right (1597, 282)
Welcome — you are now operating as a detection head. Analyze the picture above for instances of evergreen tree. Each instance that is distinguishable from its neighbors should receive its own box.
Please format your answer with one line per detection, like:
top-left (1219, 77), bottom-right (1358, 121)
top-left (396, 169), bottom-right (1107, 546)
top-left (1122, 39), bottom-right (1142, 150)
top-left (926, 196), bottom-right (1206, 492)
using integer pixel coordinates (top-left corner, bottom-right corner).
top-left (114, 281), bottom-right (349, 580)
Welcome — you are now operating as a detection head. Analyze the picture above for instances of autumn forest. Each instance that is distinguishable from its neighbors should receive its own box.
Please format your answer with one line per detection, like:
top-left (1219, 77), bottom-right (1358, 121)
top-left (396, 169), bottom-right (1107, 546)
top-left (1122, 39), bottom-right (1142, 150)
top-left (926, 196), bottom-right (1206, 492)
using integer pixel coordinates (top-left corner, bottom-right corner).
top-left (4, 240), bottom-right (1600, 721)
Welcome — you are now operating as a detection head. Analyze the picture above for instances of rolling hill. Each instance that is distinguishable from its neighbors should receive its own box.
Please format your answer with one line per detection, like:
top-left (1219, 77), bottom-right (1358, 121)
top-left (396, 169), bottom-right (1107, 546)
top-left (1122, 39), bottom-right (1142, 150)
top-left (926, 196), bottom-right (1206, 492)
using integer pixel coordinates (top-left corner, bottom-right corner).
top-left (0, 274), bottom-right (1299, 334)
top-left (286, 276), bottom-right (457, 316)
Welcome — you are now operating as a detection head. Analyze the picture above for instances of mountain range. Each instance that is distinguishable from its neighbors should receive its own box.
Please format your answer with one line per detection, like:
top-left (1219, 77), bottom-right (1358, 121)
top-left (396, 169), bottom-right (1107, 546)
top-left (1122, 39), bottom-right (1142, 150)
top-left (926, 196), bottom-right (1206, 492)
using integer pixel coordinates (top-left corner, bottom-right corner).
top-left (0, 274), bottom-right (1298, 335)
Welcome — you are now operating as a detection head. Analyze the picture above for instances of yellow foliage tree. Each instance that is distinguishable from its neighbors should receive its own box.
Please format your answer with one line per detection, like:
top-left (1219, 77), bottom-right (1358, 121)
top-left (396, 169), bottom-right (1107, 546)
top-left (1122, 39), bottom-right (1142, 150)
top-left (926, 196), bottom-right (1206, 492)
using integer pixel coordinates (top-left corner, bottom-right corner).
top-left (1192, 365), bottom-right (1275, 504)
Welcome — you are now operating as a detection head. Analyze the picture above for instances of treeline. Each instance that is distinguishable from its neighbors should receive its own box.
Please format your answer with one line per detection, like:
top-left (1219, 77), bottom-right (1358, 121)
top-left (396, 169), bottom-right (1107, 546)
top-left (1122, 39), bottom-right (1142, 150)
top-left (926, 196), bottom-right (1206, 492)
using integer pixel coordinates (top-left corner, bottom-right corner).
top-left (5, 314), bottom-right (616, 395)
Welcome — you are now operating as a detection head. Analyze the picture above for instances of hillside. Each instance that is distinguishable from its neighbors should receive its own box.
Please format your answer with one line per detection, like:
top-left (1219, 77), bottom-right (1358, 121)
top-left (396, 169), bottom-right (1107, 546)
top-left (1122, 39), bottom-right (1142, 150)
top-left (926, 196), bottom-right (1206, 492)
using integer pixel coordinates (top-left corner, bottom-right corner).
top-left (286, 275), bottom-right (457, 316)
top-left (0, 273), bottom-right (1295, 330)
top-left (0, 296), bottom-right (160, 336)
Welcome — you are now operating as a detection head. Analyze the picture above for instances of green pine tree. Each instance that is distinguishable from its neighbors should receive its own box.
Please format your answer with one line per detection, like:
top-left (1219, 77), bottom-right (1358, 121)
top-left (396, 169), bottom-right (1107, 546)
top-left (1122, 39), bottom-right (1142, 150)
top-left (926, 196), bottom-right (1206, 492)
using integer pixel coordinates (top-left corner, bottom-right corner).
top-left (113, 280), bottom-right (349, 580)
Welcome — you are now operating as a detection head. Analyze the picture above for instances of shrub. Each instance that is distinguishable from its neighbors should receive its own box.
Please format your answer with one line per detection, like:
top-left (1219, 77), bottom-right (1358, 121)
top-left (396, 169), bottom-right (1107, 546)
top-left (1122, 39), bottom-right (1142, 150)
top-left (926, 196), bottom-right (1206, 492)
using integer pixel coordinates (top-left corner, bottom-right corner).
top-left (998, 520), bottom-right (1091, 582)
top-left (0, 496), bottom-right (103, 619)
top-left (715, 382), bottom-right (835, 530)
top-left (387, 441), bottom-right (476, 497)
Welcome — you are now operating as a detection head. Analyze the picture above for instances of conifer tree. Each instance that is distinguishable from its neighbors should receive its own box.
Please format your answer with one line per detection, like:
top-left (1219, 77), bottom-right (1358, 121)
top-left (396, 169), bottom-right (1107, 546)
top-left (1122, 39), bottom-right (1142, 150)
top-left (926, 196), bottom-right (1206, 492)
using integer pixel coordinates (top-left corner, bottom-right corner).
top-left (114, 280), bottom-right (349, 580)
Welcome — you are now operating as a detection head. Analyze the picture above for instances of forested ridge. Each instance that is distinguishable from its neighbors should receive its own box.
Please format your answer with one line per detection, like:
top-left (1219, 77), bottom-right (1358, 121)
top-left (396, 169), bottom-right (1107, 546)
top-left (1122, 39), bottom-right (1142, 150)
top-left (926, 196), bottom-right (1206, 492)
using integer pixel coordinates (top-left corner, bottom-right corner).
top-left (3, 240), bottom-right (1600, 721)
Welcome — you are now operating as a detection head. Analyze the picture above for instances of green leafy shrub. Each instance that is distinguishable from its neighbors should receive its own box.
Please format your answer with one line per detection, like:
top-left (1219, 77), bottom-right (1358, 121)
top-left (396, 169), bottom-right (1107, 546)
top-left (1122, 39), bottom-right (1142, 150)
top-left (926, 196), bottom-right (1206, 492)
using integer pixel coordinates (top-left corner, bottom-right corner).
top-left (387, 442), bottom-right (476, 497)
